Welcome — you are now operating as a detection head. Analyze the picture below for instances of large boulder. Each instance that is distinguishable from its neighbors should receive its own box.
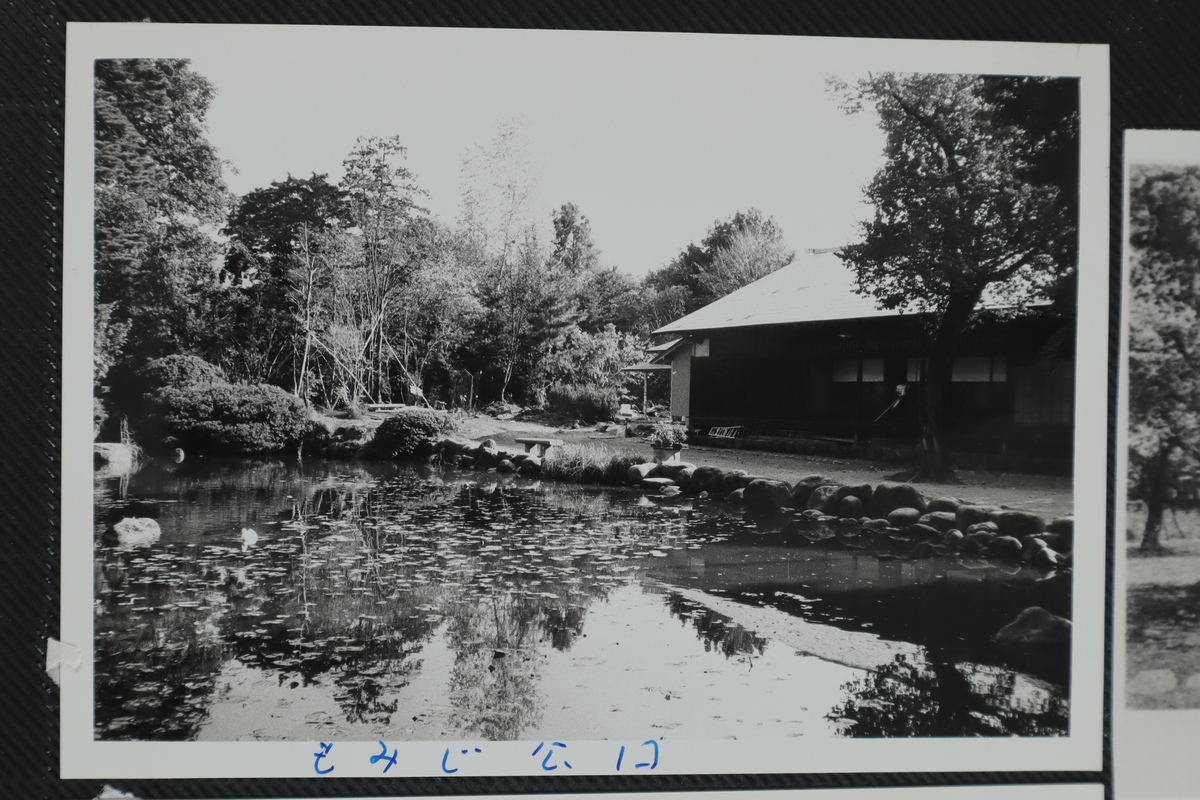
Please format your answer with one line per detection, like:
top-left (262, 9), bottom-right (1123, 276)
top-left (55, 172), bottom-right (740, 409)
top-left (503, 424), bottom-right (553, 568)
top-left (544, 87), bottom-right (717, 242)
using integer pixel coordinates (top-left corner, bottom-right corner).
top-left (641, 476), bottom-right (677, 492)
top-left (109, 517), bottom-right (161, 546)
top-left (627, 462), bottom-right (659, 484)
top-left (790, 475), bottom-right (829, 508)
top-left (497, 459), bottom-right (517, 474)
top-left (723, 471), bottom-right (758, 492)
top-left (956, 505), bottom-right (1000, 529)
top-left (993, 607), bottom-right (1071, 648)
top-left (806, 484), bottom-right (841, 514)
top-left (966, 521), bottom-right (999, 536)
top-left (918, 511), bottom-right (958, 532)
top-left (989, 510), bottom-right (1047, 538)
top-left (1047, 518), bottom-right (1074, 551)
top-left (961, 530), bottom-right (996, 556)
top-left (899, 523), bottom-right (941, 542)
top-left (927, 496), bottom-right (962, 514)
top-left (744, 479), bottom-right (794, 512)
top-left (1026, 540), bottom-right (1066, 570)
top-left (691, 466), bottom-right (725, 493)
top-left (835, 483), bottom-right (874, 507)
top-left (657, 461), bottom-right (697, 479)
top-left (475, 445), bottom-right (500, 469)
top-left (887, 507), bottom-right (922, 527)
top-left (871, 482), bottom-right (928, 517)
top-left (986, 535), bottom-right (1024, 563)
top-left (1047, 517), bottom-right (1074, 536)
top-left (674, 466), bottom-right (695, 489)
top-left (837, 495), bottom-right (864, 519)
top-left (517, 456), bottom-right (542, 476)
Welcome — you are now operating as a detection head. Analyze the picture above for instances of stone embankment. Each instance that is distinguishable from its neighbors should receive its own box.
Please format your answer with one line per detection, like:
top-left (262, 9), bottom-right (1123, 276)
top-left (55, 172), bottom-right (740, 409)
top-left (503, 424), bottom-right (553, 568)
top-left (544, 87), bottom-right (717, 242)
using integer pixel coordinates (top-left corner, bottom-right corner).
top-left (624, 458), bottom-right (1072, 574)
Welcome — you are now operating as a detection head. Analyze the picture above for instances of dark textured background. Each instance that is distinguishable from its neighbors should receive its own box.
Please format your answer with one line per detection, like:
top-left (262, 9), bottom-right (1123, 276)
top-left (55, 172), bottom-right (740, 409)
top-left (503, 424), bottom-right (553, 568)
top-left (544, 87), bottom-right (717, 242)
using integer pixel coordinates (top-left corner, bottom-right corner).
top-left (4, 1), bottom-right (1194, 797)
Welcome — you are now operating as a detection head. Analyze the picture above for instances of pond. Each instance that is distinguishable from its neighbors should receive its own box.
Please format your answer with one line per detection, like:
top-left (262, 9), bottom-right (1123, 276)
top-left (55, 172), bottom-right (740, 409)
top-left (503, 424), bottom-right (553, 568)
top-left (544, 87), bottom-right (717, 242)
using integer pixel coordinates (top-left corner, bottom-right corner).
top-left (94, 457), bottom-right (1070, 742)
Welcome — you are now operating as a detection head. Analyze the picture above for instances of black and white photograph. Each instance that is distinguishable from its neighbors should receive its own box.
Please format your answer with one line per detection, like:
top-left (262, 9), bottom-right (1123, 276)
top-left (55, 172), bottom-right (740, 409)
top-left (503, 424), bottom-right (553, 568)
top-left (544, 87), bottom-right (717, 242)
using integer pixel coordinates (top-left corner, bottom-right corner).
top-left (1116, 129), bottom-right (1200, 800)
top-left (61, 23), bottom-right (1108, 778)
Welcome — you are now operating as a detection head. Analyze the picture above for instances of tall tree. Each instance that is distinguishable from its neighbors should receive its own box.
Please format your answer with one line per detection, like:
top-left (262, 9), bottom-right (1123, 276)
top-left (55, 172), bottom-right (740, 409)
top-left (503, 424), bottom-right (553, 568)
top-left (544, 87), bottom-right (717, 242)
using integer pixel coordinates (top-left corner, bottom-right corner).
top-left (217, 173), bottom-right (349, 388)
top-left (831, 73), bottom-right (1078, 481)
top-left (458, 116), bottom-right (540, 273)
top-left (644, 208), bottom-right (794, 314)
top-left (94, 58), bottom-right (230, 429)
top-left (340, 135), bottom-right (430, 402)
top-left (548, 202), bottom-right (601, 276)
top-left (1127, 165), bottom-right (1200, 553)
top-left (698, 220), bottom-right (796, 300)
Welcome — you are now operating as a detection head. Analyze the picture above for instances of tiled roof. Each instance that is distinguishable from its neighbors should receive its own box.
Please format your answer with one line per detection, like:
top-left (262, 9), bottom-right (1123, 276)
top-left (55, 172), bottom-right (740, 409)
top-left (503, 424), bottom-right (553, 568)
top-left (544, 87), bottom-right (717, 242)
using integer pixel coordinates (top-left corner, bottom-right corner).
top-left (653, 252), bottom-right (903, 335)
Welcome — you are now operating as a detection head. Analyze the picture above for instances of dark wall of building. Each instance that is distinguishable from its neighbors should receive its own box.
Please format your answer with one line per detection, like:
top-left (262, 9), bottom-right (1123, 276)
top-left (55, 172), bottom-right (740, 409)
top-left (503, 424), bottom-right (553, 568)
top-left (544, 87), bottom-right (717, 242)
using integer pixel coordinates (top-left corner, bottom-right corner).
top-left (687, 313), bottom-right (1074, 456)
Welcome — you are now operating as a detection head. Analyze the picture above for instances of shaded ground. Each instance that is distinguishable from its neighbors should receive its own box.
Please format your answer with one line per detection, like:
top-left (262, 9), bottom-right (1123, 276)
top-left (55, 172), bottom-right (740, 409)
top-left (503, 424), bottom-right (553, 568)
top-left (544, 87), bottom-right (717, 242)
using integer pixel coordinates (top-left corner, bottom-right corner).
top-left (1126, 503), bottom-right (1200, 709)
top-left (448, 412), bottom-right (1073, 518)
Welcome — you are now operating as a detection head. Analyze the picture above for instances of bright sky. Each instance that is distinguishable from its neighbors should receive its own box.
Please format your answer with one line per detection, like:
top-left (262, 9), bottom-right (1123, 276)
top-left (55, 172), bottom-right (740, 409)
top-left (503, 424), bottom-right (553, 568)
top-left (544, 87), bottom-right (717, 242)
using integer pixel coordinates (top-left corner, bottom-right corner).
top-left (178, 26), bottom-right (887, 278)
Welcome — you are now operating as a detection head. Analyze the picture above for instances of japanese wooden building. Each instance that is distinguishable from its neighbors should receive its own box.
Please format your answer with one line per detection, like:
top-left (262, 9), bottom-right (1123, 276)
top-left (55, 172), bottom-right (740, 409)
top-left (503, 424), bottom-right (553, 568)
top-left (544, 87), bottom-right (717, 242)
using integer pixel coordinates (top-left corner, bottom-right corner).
top-left (652, 254), bottom-right (1075, 460)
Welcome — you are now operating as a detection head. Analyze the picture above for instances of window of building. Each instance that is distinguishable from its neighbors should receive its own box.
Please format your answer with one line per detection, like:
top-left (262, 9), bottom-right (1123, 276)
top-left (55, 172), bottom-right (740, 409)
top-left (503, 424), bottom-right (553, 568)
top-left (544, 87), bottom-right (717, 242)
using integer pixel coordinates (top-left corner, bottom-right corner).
top-left (952, 356), bottom-right (1007, 382)
top-left (832, 359), bottom-right (858, 382)
top-left (907, 357), bottom-right (922, 382)
top-left (861, 358), bottom-right (885, 382)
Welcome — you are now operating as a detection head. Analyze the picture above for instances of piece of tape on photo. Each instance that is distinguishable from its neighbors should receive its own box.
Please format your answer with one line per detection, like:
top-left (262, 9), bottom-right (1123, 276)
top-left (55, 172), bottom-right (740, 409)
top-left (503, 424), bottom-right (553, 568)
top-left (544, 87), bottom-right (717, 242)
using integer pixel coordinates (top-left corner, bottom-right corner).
top-left (46, 637), bottom-right (81, 686)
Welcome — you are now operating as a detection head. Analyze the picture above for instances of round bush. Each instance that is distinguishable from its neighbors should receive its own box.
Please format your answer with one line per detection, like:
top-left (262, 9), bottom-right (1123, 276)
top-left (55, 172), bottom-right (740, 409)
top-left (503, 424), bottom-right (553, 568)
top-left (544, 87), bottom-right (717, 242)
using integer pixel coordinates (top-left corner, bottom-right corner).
top-left (154, 382), bottom-right (310, 455)
top-left (366, 409), bottom-right (452, 460)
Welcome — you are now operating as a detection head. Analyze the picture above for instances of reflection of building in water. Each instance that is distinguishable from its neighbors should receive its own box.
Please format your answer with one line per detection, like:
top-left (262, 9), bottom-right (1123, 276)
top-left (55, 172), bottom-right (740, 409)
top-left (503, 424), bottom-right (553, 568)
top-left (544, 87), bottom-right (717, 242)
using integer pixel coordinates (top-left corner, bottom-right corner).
top-left (827, 655), bottom-right (1068, 737)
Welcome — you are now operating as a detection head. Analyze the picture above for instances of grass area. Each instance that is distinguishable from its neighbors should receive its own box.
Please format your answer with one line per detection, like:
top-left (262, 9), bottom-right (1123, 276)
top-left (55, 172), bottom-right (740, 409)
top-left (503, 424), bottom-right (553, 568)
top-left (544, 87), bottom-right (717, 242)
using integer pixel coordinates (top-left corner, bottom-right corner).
top-left (541, 443), bottom-right (645, 485)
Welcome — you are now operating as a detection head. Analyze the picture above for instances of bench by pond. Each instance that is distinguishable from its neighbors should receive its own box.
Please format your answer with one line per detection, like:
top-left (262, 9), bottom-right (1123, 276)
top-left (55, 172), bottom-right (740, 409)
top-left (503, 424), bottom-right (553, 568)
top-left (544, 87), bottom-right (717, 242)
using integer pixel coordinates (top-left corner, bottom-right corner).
top-left (365, 403), bottom-right (411, 414)
top-left (514, 437), bottom-right (564, 457)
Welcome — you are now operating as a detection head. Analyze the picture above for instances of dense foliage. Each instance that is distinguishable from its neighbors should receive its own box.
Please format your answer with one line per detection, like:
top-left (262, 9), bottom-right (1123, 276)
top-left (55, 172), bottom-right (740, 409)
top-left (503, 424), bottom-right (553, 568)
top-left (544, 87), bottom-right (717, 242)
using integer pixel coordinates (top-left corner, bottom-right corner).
top-left (366, 409), bottom-right (453, 460)
top-left (545, 384), bottom-right (619, 423)
top-left (1127, 165), bottom-right (1200, 552)
top-left (139, 354), bottom-right (228, 390)
top-left (94, 60), bottom-right (800, 447)
top-left (152, 382), bottom-right (310, 455)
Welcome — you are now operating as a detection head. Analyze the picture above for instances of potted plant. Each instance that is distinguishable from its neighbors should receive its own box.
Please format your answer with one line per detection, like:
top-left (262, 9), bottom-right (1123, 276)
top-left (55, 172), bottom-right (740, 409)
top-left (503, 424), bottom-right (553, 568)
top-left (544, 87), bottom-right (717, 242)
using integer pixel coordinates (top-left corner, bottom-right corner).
top-left (648, 422), bottom-right (688, 464)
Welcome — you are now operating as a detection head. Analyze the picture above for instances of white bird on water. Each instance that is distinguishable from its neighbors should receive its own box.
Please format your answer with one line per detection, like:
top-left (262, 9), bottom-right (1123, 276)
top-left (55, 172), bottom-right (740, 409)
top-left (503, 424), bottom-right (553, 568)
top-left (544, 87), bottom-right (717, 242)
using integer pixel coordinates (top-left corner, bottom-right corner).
top-left (241, 527), bottom-right (259, 551)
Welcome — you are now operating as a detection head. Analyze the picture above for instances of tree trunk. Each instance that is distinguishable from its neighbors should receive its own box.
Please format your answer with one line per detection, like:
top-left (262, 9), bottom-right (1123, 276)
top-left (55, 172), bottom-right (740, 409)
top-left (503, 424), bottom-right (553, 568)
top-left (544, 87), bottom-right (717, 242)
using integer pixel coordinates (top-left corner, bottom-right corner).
top-left (888, 290), bottom-right (984, 484)
top-left (890, 351), bottom-right (956, 483)
top-left (1139, 442), bottom-right (1176, 553)
top-left (1140, 497), bottom-right (1165, 554)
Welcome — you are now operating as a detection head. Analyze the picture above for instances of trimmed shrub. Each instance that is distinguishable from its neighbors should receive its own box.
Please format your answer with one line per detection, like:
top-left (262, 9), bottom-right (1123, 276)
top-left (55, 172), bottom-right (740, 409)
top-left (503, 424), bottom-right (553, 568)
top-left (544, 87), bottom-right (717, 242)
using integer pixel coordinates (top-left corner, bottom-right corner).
top-left (138, 354), bottom-right (227, 390)
top-left (546, 384), bottom-right (619, 423)
top-left (365, 409), bottom-right (453, 460)
top-left (154, 382), bottom-right (310, 455)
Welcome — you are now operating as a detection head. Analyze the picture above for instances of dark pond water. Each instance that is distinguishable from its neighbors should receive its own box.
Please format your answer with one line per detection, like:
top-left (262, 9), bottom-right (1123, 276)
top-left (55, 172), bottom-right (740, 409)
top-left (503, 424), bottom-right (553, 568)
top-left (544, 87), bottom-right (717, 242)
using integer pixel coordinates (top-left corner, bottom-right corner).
top-left (94, 458), bottom-right (1070, 741)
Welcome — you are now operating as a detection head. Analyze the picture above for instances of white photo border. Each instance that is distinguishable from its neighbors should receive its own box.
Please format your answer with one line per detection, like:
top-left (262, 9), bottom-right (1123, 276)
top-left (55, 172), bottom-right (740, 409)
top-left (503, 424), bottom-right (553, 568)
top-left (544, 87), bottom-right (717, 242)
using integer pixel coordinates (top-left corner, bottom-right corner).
top-left (1114, 129), bottom-right (1200, 799)
top-left (62, 22), bottom-right (1110, 780)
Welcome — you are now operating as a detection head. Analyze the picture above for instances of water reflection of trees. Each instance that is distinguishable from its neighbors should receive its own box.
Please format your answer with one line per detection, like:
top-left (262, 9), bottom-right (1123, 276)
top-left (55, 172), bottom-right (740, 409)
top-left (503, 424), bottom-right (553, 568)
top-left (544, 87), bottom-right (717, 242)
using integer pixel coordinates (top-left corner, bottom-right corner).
top-left (827, 653), bottom-right (1068, 737)
top-left (664, 592), bottom-right (767, 659)
top-left (95, 464), bottom-right (697, 741)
